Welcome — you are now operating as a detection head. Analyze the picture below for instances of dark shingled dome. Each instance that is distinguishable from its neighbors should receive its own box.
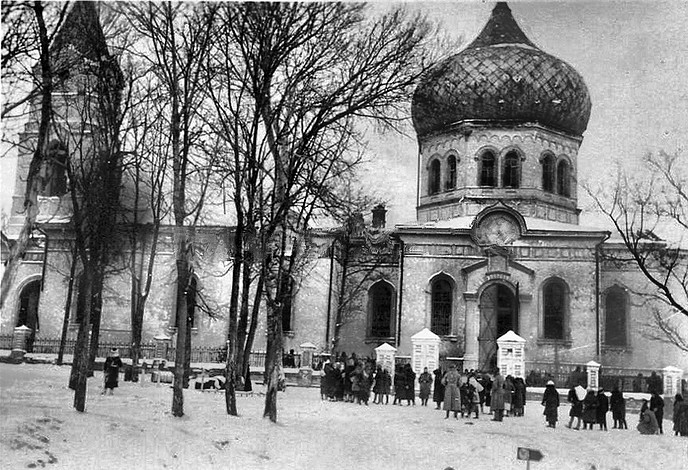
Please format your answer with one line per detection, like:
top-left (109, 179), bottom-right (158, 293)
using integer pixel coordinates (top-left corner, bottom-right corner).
top-left (412, 2), bottom-right (592, 138)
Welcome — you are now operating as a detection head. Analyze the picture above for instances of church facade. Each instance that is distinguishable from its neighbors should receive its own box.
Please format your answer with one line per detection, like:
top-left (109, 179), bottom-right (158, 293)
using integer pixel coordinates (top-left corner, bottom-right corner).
top-left (2, 3), bottom-right (686, 375)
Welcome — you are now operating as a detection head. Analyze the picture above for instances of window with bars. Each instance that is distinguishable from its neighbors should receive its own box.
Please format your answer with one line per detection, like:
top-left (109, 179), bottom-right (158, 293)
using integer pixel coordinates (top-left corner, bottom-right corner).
top-left (502, 151), bottom-right (520, 188)
top-left (543, 279), bottom-right (566, 339)
top-left (431, 278), bottom-right (452, 336)
top-left (369, 282), bottom-right (393, 337)
top-left (479, 151), bottom-right (496, 187)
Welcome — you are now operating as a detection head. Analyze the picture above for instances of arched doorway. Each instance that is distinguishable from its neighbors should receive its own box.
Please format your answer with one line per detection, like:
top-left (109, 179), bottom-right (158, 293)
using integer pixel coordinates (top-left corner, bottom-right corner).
top-left (478, 283), bottom-right (518, 371)
top-left (17, 280), bottom-right (41, 352)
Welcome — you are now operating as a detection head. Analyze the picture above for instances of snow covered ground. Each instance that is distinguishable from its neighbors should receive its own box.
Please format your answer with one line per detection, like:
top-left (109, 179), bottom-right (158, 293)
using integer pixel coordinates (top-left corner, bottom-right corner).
top-left (1, 363), bottom-right (686, 470)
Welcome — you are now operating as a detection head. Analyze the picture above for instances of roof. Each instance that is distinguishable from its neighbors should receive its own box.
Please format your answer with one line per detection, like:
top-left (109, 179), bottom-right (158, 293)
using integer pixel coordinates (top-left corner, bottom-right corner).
top-left (412, 2), bottom-right (592, 138)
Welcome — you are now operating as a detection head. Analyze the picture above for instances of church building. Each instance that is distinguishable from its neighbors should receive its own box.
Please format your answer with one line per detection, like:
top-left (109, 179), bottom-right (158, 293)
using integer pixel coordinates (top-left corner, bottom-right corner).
top-left (2, 2), bottom-right (686, 376)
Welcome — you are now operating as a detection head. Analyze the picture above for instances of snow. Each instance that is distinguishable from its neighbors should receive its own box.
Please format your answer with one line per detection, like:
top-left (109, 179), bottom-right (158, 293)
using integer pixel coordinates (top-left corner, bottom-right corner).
top-left (1, 363), bottom-right (686, 470)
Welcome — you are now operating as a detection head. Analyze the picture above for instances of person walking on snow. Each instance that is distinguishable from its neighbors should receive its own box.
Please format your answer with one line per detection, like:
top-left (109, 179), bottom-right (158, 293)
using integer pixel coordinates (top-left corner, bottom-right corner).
top-left (103, 348), bottom-right (123, 395)
top-left (542, 380), bottom-right (560, 428)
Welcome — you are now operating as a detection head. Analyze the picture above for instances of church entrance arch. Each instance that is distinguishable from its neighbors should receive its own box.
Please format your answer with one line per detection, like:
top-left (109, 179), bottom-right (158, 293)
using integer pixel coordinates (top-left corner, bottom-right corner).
top-left (17, 279), bottom-right (41, 352)
top-left (478, 282), bottom-right (518, 372)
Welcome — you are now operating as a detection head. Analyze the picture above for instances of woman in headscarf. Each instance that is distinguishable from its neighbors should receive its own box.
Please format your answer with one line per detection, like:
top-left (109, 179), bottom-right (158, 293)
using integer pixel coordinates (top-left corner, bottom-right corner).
top-left (541, 380), bottom-right (560, 428)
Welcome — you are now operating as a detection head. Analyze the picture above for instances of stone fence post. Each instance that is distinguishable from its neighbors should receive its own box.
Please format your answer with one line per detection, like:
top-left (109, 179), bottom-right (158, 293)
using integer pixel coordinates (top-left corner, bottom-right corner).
top-left (11, 325), bottom-right (32, 360)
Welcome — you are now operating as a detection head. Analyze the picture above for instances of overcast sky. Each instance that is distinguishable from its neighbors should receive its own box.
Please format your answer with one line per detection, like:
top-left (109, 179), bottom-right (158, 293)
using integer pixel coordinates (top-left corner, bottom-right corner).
top-left (2, 1), bottom-right (688, 228)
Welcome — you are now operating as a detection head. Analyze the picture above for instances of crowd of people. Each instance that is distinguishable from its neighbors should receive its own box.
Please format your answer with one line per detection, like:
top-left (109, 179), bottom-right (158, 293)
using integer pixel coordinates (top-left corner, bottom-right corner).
top-left (317, 354), bottom-right (688, 439)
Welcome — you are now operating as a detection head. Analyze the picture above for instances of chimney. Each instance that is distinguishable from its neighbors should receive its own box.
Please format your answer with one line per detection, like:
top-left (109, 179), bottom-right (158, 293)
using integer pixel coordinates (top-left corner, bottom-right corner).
top-left (371, 204), bottom-right (387, 229)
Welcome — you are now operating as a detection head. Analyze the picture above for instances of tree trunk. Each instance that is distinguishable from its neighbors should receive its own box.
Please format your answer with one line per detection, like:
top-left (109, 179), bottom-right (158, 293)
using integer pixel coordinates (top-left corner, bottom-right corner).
top-left (184, 313), bottom-right (192, 389)
top-left (86, 281), bottom-right (103, 377)
top-left (72, 270), bottom-right (93, 412)
top-left (236, 250), bottom-right (253, 390)
top-left (224, 215), bottom-right (242, 415)
top-left (263, 301), bottom-right (283, 423)
top-left (57, 244), bottom-right (78, 365)
top-left (172, 253), bottom-right (189, 417)
top-left (241, 267), bottom-right (263, 384)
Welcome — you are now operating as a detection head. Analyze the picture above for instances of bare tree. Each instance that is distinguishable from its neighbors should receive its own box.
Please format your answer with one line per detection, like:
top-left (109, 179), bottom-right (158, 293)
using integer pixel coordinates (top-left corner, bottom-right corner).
top-left (125, 1), bottom-right (219, 418)
top-left (206, 2), bottom-right (440, 422)
top-left (0, 1), bottom-right (69, 309)
top-left (586, 151), bottom-right (688, 352)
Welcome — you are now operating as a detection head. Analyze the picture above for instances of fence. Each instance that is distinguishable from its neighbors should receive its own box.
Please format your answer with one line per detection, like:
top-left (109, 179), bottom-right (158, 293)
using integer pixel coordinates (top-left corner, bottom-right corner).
top-left (525, 360), bottom-right (664, 392)
top-left (0, 335), bottom-right (302, 368)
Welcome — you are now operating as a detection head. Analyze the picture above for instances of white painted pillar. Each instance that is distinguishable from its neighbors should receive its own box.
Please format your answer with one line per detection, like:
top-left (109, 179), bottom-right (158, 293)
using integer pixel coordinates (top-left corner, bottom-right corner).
top-left (663, 366), bottom-right (683, 397)
top-left (586, 360), bottom-right (601, 391)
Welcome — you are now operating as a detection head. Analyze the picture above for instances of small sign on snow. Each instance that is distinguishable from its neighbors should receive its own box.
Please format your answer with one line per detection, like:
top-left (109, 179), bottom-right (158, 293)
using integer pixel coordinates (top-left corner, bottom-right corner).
top-left (517, 447), bottom-right (544, 462)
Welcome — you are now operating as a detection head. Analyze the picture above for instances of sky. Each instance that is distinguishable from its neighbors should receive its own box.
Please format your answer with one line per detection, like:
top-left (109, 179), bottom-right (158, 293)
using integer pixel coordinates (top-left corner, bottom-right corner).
top-left (2, 1), bottom-right (688, 229)
top-left (359, 0), bottom-right (688, 225)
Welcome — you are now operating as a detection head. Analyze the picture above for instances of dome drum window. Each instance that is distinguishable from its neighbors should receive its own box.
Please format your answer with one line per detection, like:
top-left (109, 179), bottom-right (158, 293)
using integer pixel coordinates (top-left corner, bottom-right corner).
top-left (429, 159), bottom-right (441, 195)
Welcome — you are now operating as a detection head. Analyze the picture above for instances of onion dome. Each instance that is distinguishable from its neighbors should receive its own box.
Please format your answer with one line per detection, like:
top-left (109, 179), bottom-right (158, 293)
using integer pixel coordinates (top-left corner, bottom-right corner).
top-left (412, 2), bottom-right (591, 138)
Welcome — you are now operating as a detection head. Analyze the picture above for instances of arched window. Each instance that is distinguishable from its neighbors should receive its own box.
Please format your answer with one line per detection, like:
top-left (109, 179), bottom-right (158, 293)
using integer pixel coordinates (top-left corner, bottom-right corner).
top-left (429, 159), bottom-right (441, 195)
top-left (605, 287), bottom-right (627, 347)
top-left (40, 140), bottom-right (68, 196)
top-left (543, 278), bottom-right (567, 340)
top-left (281, 275), bottom-right (294, 333)
top-left (186, 276), bottom-right (197, 329)
top-left (431, 278), bottom-right (452, 335)
top-left (446, 155), bottom-right (457, 190)
top-left (479, 151), bottom-right (496, 187)
top-left (369, 281), bottom-right (393, 337)
top-left (502, 151), bottom-right (520, 188)
top-left (541, 154), bottom-right (556, 193)
top-left (557, 160), bottom-right (571, 197)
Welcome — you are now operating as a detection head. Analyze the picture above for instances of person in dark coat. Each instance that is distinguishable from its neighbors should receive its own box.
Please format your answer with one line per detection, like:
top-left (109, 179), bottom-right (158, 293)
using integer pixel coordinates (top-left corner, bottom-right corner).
top-left (649, 390), bottom-right (665, 434)
top-left (596, 389), bottom-right (609, 430)
top-left (379, 368), bottom-right (391, 404)
top-left (403, 363), bottom-right (416, 406)
top-left (610, 387), bottom-right (627, 429)
top-left (582, 390), bottom-right (598, 430)
top-left (637, 399), bottom-right (659, 435)
top-left (512, 377), bottom-right (526, 417)
top-left (333, 362), bottom-right (345, 401)
top-left (103, 348), bottom-right (123, 395)
top-left (566, 386), bottom-right (583, 429)
top-left (433, 367), bottom-right (445, 409)
top-left (418, 367), bottom-right (433, 406)
top-left (673, 394), bottom-right (688, 436)
top-left (541, 380), bottom-right (560, 428)
top-left (503, 375), bottom-right (515, 417)
top-left (393, 364), bottom-right (404, 405)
